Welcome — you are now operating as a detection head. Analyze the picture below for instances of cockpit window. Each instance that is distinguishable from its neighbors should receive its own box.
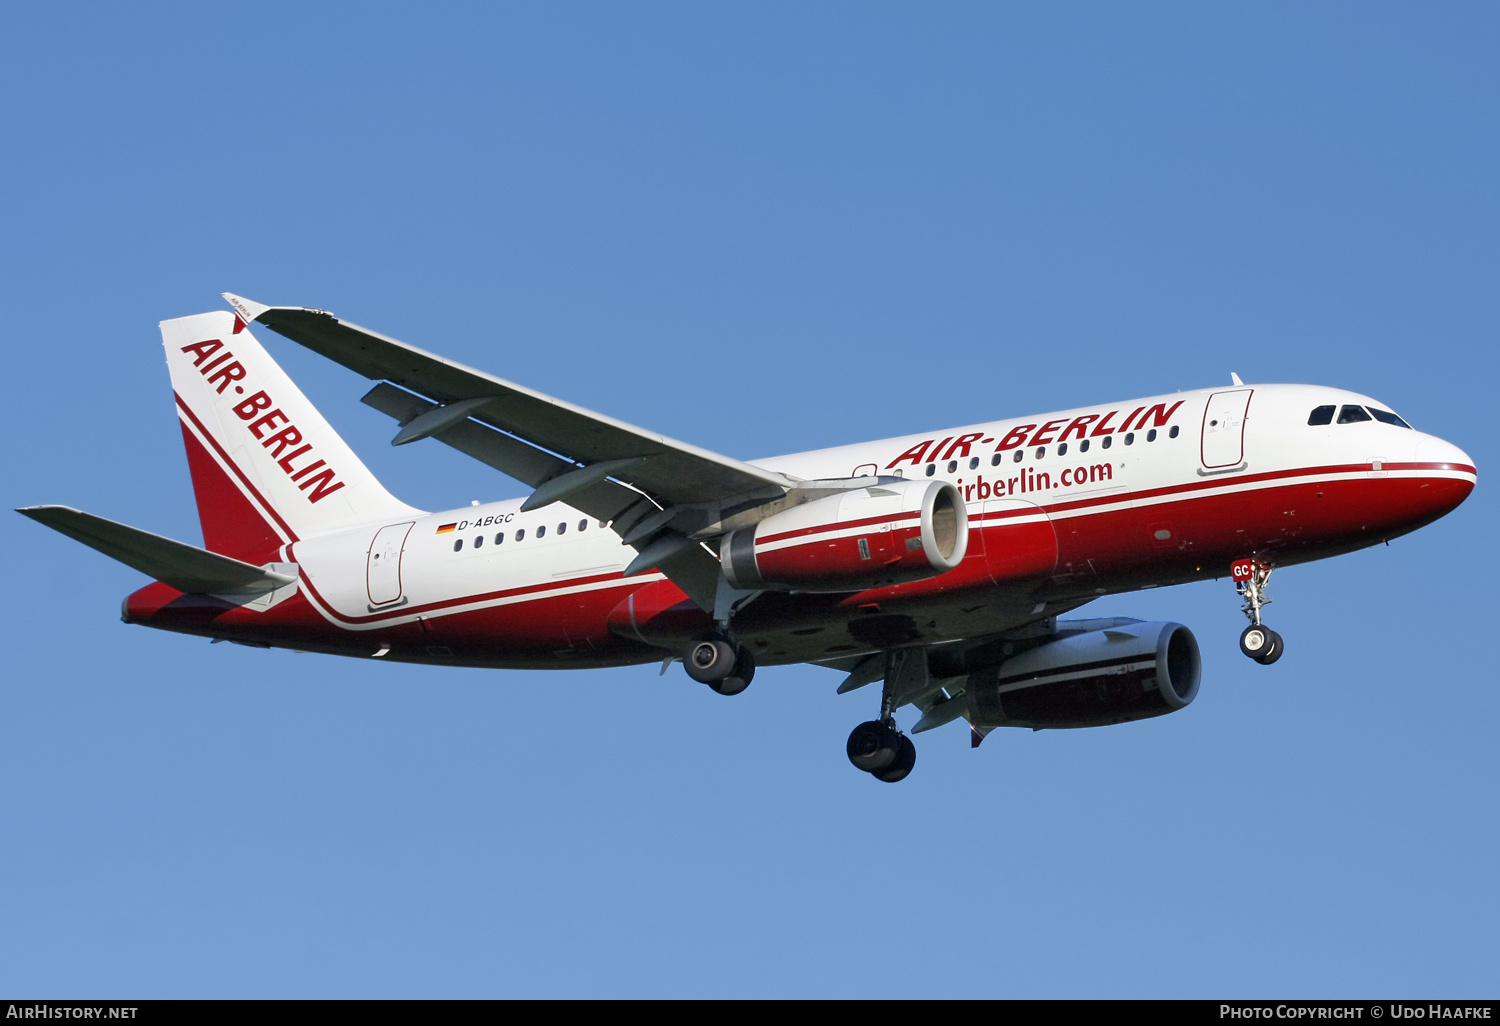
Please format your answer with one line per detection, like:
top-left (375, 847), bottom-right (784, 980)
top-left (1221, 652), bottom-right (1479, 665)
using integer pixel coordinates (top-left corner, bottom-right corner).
top-left (1337, 405), bottom-right (1372, 424)
top-left (1367, 407), bottom-right (1412, 429)
top-left (1308, 405), bottom-right (1335, 426)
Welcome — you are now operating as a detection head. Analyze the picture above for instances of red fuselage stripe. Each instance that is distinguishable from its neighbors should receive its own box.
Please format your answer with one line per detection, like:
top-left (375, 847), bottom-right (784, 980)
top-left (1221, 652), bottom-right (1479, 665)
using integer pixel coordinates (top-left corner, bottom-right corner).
top-left (288, 461), bottom-right (1473, 629)
top-left (294, 560), bottom-right (638, 627)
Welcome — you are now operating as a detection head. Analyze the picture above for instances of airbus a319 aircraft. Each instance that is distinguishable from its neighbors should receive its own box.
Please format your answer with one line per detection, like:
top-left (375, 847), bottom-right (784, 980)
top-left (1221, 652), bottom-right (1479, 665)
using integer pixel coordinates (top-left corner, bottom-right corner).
top-left (21, 295), bottom-right (1477, 782)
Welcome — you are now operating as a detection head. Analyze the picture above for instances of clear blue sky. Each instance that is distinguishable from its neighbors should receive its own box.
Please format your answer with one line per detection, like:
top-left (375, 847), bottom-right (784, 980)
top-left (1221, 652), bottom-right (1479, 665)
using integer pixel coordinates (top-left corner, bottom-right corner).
top-left (2, 2), bottom-right (1495, 998)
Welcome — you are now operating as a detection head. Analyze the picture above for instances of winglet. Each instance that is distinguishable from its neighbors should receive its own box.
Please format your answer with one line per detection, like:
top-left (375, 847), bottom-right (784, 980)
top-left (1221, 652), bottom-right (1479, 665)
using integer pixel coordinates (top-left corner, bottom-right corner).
top-left (223, 292), bottom-right (272, 328)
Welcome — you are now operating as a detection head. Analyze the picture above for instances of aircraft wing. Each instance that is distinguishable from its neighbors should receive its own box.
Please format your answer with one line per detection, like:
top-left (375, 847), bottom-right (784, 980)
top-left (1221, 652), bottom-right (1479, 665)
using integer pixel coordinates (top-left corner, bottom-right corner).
top-left (17, 506), bottom-right (295, 596)
top-left (224, 294), bottom-right (793, 508)
top-left (223, 294), bottom-right (781, 611)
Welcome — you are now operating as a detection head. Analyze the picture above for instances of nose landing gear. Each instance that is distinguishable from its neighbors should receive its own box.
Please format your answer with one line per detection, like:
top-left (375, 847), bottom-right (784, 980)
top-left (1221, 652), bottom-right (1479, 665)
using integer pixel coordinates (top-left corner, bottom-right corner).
top-left (683, 634), bottom-right (756, 695)
top-left (1232, 558), bottom-right (1284, 665)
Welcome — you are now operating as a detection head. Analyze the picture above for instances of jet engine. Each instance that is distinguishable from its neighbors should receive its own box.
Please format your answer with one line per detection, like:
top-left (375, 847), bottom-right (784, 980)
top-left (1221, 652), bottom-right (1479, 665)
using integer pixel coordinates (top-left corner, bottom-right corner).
top-left (966, 621), bottom-right (1201, 729)
top-left (720, 480), bottom-right (968, 592)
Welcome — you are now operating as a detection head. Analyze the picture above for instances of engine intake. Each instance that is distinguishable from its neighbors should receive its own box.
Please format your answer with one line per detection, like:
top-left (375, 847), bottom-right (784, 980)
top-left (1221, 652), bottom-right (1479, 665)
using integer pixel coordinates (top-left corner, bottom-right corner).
top-left (966, 621), bottom-right (1201, 729)
top-left (720, 480), bottom-right (968, 592)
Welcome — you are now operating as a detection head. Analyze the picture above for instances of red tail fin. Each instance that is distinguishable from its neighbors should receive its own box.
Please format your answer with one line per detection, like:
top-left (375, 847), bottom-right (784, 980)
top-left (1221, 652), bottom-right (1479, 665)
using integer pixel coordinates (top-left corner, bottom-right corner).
top-left (178, 417), bottom-right (283, 563)
top-left (163, 307), bottom-right (423, 560)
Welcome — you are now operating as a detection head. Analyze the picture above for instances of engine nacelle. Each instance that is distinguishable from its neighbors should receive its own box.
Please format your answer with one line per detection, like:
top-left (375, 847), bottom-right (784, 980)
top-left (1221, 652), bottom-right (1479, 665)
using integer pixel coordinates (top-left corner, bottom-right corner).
top-left (720, 480), bottom-right (969, 592)
top-left (966, 621), bottom-right (1201, 729)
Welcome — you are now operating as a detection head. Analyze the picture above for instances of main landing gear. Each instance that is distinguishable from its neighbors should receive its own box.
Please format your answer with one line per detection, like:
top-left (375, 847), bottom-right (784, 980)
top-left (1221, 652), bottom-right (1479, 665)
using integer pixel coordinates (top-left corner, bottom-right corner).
top-left (1232, 558), bottom-right (1284, 665)
top-left (845, 657), bottom-right (918, 783)
top-left (682, 634), bottom-right (756, 695)
top-left (847, 720), bottom-right (916, 783)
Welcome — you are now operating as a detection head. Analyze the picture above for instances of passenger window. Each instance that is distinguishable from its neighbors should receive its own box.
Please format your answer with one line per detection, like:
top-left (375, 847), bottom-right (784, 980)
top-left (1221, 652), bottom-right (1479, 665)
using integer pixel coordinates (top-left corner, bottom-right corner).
top-left (474, 535), bottom-right (483, 548)
top-left (453, 539), bottom-right (463, 552)
top-left (969, 457), bottom-right (979, 470)
top-left (946, 460), bottom-right (957, 473)
top-left (1368, 408), bottom-right (1412, 429)
top-left (1147, 429), bottom-right (1157, 442)
top-left (557, 522), bottom-right (566, 535)
top-left (1102, 436), bottom-right (1112, 449)
top-left (1169, 426), bottom-right (1179, 438)
top-left (515, 529), bottom-right (525, 542)
top-left (1124, 432), bottom-right (1135, 445)
top-left (1308, 405), bottom-right (1335, 426)
top-left (537, 525), bottom-right (546, 538)
top-left (495, 533), bottom-right (504, 545)
top-left (1034, 447), bottom-right (1046, 459)
top-left (598, 520), bottom-right (607, 528)
top-left (1079, 439), bottom-right (1090, 453)
top-left (990, 453), bottom-right (1002, 467)
top-left (579, 519), bottom-right (588, 532)
top-left (1337, 405), bottom-right (1372, 424)
top-left (925, 464), bottom-right (936, 477)
top-left (1057, 443), bottom-right (1068, 456)
top-left (1013, 450), bottom-right (1023, 463)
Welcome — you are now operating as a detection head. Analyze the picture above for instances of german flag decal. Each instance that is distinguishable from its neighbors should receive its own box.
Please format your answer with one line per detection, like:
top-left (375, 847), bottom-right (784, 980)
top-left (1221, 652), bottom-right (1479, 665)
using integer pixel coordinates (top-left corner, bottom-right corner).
top-left (436, 523), bottom-right (457, 535)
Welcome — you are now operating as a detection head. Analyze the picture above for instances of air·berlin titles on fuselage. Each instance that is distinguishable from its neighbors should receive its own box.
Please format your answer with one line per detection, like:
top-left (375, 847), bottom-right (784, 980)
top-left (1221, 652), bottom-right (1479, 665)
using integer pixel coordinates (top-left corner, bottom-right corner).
top-left (882, 401), bottom-right (1181, 500)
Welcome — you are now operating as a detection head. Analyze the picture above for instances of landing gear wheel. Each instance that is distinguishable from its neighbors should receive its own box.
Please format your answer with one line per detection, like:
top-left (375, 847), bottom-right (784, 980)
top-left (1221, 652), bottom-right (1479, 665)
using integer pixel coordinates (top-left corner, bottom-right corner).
top-left (871, 734), bottom-right (917, 783)
top-left (1239, 624), bottom-right (1274, 661)
top-left (709, 647), bottom-right (755, 696)
top-left (684, 636), bottom-right (736, 684)
top-left (1255, 630), bottom-right (1284, 665)
top-left (847, 720), bottom-right (901, 772)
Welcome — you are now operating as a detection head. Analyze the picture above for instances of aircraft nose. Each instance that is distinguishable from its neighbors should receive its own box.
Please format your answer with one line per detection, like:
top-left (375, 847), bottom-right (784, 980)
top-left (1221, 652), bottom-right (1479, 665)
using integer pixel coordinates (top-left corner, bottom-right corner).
top-left (1408, 434), bottom-right (1477, 522)
top-left (1417, 435), bottom-right (1476, 473)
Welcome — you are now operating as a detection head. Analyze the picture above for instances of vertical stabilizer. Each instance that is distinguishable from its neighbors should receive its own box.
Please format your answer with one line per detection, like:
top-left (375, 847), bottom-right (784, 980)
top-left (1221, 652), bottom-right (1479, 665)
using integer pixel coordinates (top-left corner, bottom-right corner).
top-left (163, 310), bottom-right (421, 560)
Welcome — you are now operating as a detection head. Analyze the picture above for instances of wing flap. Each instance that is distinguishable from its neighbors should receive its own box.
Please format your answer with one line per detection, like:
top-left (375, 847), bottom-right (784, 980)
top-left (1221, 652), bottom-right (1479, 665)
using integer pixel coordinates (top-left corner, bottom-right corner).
top-left (17, 505), bottom-right (295, 596)
top-left (361, 382), bottom-right (646, 522)
top-left (360, 382), bottom-right (718, 609)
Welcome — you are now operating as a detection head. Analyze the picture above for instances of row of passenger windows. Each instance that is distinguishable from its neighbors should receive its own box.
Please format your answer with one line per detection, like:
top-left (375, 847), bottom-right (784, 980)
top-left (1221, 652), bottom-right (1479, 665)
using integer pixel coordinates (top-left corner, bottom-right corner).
top-left (920, 425), bottom-right (1180, 475)
top-left (1307, 405), bottom-right (1411, 428)
top-left (453, 518), bottom-right (605, 552)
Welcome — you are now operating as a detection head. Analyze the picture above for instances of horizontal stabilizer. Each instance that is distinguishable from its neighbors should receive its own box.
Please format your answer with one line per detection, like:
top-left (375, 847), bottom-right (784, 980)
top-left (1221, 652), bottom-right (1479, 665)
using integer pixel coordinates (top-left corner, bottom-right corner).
top-left (17, 505), bottom-right (296, 596)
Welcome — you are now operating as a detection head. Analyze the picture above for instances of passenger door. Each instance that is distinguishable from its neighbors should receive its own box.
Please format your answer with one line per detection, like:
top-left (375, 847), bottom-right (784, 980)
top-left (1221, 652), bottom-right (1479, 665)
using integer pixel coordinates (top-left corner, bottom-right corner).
top-left (1201, 390), bottom-right (1253, 469)
top-left (366, 522), bottom-right (414, 607)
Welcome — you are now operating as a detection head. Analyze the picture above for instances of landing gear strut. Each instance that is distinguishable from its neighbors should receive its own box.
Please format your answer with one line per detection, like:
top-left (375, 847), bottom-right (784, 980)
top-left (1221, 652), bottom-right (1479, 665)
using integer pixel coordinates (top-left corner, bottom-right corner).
top-left (1232, 558), bottom-right (1284, 665)
top-left (683, 634), bottom-right (755, 695)
top-left (845, 655), bottom-right (918, 782)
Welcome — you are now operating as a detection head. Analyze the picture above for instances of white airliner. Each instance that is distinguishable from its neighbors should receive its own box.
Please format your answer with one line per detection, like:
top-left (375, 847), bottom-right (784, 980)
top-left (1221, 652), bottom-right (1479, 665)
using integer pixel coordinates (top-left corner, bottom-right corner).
top-left (19, 296), bottom-right (1477, 782)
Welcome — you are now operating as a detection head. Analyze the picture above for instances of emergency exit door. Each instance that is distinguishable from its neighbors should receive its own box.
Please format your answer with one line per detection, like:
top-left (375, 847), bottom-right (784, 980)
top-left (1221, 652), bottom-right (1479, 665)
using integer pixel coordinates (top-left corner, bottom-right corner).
top-left (367, 522), bottom-right (415, 606)
top-left (1201, 390), bottom-right (1253, 469)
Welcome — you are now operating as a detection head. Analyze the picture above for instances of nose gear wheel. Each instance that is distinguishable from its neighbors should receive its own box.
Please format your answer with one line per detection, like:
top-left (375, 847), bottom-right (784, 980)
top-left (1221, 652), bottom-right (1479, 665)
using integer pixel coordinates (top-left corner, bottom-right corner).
top-left (1239, 624), bottom-right (1284, 664)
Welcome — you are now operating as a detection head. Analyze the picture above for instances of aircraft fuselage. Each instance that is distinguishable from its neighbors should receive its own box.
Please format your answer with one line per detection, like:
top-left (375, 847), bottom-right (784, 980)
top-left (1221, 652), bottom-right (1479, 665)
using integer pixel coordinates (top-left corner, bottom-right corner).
top-left (122, 381), bottom-right (1475, 670)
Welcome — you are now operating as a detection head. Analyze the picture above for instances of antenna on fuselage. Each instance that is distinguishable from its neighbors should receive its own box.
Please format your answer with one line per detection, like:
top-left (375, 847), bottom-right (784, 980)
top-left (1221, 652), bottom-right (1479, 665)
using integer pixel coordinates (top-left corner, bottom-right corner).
top-left (1231, 372), bottom-right (1244, 386)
